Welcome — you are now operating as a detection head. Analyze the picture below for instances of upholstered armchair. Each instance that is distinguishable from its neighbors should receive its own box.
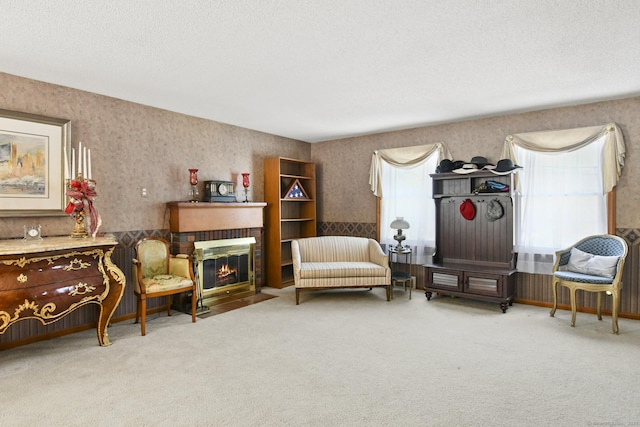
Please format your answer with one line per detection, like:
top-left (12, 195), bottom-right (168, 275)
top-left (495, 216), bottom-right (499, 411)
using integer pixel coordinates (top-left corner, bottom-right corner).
top-left (132, 237), bottom-right (197, 336)
top-left (550, 234), bottom-right (628, 334)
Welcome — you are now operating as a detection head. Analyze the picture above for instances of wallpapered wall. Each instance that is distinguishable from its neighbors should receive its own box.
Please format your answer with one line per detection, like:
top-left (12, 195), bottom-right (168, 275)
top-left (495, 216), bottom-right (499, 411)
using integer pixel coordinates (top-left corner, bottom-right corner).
top-left (1, 71), bottom-right (639, 237)
top-left (0, 72), bottom-right (310, 239)
top-left (311, 96), bottom-right (640, 228)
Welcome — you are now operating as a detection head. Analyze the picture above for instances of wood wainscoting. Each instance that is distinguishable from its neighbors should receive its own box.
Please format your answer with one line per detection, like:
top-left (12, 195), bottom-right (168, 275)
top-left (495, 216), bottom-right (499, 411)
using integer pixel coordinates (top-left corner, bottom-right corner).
top-left (319, 222), bottom-right (640, 320)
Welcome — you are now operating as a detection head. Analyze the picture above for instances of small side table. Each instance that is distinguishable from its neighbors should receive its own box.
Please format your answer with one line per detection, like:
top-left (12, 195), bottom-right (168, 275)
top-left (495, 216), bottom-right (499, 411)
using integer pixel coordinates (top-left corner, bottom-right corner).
top-left (389, 246), bottom-right (413, 299)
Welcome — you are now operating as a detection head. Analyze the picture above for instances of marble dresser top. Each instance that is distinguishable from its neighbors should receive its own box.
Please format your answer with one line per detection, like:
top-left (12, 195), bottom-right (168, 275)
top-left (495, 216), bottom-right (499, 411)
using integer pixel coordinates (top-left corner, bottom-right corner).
top-left (0, 234), bottom-right (118, 256)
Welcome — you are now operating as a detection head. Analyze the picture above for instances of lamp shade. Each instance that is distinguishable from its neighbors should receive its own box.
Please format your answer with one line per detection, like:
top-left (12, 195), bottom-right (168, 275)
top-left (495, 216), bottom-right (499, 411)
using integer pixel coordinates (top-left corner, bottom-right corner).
top-left (390, 217), bottom-right (410, 229)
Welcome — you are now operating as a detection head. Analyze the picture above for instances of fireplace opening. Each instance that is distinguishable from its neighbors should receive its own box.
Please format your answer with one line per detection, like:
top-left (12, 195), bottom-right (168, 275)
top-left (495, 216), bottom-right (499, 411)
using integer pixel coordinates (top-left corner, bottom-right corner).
top-left (202, 253), bottom-right (249, 288)
top-left (194, 237), bottom-right (256, 306)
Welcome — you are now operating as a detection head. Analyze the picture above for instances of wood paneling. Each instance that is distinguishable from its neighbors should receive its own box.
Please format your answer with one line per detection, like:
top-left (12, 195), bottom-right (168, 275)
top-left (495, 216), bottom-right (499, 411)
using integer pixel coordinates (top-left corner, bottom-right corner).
top-left (515, 241), bottom-right (640, 319)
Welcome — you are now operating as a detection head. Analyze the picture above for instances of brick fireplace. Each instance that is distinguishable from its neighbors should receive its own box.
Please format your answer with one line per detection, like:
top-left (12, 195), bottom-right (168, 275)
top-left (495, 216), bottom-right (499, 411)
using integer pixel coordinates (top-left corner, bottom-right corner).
top-left (167, 201), bottom-right (266, 307)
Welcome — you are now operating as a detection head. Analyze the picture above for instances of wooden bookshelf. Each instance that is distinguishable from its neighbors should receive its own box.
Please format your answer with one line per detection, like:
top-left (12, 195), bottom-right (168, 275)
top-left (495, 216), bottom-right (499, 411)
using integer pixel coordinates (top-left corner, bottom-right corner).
top-left (264, 157), bottom-right (316, 288)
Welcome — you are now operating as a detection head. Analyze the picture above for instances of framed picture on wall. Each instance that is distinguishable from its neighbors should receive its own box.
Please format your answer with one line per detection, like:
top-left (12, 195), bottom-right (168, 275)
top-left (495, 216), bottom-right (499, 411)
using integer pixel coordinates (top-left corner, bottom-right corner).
top-left (0, 109), bottom-right (71, 217)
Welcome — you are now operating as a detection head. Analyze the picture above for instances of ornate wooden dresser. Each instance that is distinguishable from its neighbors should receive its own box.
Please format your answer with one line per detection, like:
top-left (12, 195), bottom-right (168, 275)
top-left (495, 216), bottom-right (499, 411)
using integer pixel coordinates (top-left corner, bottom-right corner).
top-left (0, 235), bottom-right (125, 346)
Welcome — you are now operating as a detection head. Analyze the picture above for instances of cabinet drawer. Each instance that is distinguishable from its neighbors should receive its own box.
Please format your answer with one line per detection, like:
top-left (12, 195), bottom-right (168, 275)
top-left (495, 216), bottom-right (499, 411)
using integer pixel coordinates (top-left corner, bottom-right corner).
top-left (464, 273), bottom-right (502, 297)
top-left (0, 274), bottom-right (106, 330)
top-left (0, 251), bottom-right (102, 291)
top-left (430, 271), bottom-right (463, 292)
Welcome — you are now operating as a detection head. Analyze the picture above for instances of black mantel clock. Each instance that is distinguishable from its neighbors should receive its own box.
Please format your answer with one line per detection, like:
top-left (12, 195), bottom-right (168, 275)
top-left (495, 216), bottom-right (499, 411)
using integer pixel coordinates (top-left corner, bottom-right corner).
top-left (203, 180), bottom-right (236, 202)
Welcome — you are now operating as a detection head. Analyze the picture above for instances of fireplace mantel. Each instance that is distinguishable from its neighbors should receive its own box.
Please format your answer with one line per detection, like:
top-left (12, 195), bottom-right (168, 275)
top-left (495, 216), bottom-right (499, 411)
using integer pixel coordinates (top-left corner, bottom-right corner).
top-left (167, 201), bottom-right (267, 233)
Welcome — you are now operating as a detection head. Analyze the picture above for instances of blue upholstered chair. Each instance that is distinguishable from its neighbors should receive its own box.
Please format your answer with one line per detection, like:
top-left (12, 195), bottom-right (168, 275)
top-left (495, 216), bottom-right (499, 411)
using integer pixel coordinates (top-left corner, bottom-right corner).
top-left (550, 234), bottom-right (628, 334)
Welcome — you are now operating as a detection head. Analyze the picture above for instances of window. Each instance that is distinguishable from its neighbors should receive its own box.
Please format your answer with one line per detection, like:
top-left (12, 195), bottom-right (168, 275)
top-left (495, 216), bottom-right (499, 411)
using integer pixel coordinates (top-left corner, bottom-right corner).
top-left (503, 124), bottom-right (625, 274)
top-left (369, 143), bottom-right (450, 264)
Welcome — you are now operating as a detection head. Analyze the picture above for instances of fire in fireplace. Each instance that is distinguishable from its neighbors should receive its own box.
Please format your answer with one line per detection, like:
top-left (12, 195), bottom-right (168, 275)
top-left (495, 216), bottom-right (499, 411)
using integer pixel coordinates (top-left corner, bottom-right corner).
top-left (193, 237), bottom-right (256, 306)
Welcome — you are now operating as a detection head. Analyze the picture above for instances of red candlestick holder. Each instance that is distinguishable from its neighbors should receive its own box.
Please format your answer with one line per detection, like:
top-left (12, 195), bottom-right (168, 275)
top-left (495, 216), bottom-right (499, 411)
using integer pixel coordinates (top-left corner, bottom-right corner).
top-left (241, 173), bottom-right (250, 202)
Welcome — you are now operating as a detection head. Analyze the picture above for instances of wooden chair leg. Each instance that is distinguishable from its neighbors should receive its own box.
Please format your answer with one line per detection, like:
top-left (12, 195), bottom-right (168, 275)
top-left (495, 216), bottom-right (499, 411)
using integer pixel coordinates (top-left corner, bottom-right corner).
top-left (296, 288), bottom-right (300, 305)
top-left (135, 296), bottom-right (141, 324)
top-left (570, 288), bottom-right (578, 327)
top-left (550, 279), bottom-right (559, 317)
top-left (166, 296), bottom-right (172, 316)
top-left (140, 297), bottom-right (147, 336)
top-left (611, 290), bottom-right (620, 335)
top-left (191, 289), bottom-right (197, 323)
top-left (596, 292), bottom-right (603, 321)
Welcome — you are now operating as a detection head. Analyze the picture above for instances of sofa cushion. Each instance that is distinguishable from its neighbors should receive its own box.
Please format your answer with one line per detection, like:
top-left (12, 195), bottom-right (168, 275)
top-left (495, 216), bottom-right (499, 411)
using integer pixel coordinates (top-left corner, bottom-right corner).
top-left (299, 262), bottom-right (388, 279)
top-left (296, 236), bottom-right (370, 263)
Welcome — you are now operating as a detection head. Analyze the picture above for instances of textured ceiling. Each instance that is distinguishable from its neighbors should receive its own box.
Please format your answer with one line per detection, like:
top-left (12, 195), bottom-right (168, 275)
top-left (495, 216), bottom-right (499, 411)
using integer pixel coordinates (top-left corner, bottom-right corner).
top-left (2, 1), bottom-right (640, 142)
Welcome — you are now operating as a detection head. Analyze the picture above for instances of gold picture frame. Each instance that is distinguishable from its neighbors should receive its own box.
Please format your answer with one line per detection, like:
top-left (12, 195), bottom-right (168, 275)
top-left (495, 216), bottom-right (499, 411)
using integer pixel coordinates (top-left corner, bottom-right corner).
top-left (0, 109), bottom-right (71, 217)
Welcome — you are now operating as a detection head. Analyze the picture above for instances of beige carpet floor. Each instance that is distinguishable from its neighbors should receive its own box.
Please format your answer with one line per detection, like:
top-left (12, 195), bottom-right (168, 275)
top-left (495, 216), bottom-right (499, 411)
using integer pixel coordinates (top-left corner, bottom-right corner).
top-left (2, 285), bottom-right (640, 427)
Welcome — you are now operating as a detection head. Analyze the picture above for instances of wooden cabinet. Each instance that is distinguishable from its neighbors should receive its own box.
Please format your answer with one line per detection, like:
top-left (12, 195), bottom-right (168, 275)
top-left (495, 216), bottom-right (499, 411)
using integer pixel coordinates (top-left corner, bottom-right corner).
top-left (424, 171), bottom-right (516, 312)
top-left (427, 265), bottom-right (516, 312)
top-left (264, 157), bottom-right (316, 288)
top-left (0, 236), bottom-right (126, 346)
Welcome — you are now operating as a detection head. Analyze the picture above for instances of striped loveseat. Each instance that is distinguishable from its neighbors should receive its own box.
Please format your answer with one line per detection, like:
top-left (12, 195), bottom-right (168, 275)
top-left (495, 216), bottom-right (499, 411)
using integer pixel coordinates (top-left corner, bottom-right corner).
top-left (291, 236), bottom-right (391, 304)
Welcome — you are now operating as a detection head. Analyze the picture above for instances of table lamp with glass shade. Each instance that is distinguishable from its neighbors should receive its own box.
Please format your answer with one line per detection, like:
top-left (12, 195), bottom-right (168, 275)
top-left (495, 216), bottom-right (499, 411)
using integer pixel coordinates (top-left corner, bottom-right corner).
top-left (390, 217), bottom-right (410, 250)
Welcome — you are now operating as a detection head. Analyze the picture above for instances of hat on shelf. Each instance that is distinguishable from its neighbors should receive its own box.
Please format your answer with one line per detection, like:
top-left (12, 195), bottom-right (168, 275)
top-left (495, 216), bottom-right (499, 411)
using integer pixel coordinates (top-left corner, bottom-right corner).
top-left (436, 159), bottom-right (464, 173)
top-left (460, 199), bottom-right (476, 220)
top-left (470, 156), bottom-right (494, 168)
top-left (436, 159), bottom-right (455, 173)
top-left (486, 199), bottom-right (504, 222)
top-left (453, 156), bottom-right (495, 174)
top-left (452, 163), bottom-right (479, 174)
top-left (489, 159), bottom-right (522, 175)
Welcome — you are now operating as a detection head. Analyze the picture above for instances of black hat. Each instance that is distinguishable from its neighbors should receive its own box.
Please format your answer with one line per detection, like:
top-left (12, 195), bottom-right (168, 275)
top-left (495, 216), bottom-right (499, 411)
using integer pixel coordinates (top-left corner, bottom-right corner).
top-left (470, 156), bottom-right (493, 168)
top-left (489, 159), bottom-right (522, 175)
top-left (436, 159), bottom-right (455, 173)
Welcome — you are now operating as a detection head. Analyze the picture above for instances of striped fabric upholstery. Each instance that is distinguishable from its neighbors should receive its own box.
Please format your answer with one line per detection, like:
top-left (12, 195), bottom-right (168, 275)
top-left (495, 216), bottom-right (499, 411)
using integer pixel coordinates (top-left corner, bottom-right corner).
top-left (292, 236), bottom-right (391, 289)
top-left (296, 236), bottom-right (371, 262)
top-left (300, 262), bottom-right (387, 279)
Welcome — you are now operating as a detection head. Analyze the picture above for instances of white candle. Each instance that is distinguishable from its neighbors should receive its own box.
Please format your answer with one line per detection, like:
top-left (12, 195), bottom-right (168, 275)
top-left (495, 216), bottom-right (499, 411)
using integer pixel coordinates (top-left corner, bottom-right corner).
top-left (83, 146), bottom-right (87, 178)
top-left (71, 148), bottom-right (75, 179)
top-left (78, 142), bottom-right (82, 176)
top-left (87, 148), bottom-right (92, 179)
top-left (64, 145), bottom-right (69, 181)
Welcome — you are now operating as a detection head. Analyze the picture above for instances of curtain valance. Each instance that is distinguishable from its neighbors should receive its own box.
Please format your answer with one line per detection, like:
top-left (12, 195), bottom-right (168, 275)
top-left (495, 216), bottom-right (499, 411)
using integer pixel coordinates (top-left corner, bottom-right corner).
top-left (501, 123), bottom-right (625, 194)
top-left (369, 143), bottom-right (451, 197)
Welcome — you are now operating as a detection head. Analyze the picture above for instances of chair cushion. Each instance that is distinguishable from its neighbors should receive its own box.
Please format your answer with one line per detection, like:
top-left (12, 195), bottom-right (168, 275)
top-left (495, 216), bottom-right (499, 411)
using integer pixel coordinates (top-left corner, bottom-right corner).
top-left (554, 270), bottom-right (614, 284)
top-left (567, 247), bottom-right (619, 278)
top-left (142, 275), bottom-right (193, 293)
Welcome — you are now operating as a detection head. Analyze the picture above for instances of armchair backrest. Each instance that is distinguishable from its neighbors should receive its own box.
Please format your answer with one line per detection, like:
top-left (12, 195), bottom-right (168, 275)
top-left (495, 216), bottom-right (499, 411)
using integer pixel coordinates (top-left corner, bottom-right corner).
top-left (575, 235), bottom-right (626, 258)
top-left (135, 237), bottom-right (171, 279)
top-left (556, 234), bottom-right (628, 275)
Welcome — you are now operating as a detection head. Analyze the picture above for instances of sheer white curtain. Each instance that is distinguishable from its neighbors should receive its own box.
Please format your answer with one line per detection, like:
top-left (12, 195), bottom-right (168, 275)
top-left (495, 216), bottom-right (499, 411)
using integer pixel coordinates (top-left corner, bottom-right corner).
top-left (369, 143), bottom-right (451, 264)
top-left (502, 123), bottom-right (625, 275)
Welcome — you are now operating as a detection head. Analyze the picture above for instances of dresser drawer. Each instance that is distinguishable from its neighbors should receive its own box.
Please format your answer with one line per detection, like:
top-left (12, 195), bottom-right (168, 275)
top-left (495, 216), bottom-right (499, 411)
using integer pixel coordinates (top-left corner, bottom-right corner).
top-left (0, 274), bottom-right (106, 329)
top-left (0, 249), bottom-right (105, 291)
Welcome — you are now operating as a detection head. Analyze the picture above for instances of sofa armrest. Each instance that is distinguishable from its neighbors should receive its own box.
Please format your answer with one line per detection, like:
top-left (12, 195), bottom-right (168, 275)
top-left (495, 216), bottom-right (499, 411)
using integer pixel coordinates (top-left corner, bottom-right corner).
top-left (368, 239), bottom-right (388, 267)
top-left (292, 240), bottom-right (302, 285)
